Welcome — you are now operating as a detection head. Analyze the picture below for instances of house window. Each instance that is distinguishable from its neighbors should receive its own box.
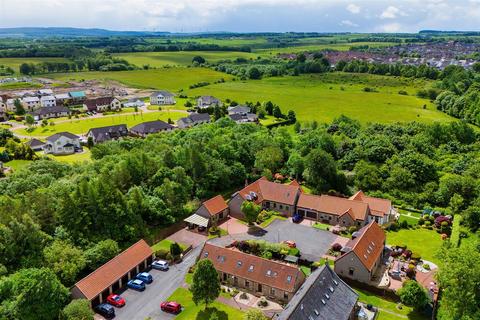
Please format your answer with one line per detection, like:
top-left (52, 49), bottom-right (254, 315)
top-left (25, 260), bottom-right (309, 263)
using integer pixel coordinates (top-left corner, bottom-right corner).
top-left (245, 281), bottom-right (250, 288)
top-left (265, 201), bottom-right (270, 208)
top-left (273, 203), bottom-right (276, 208)
top-left (270, 288), bottom-right (275, 295)
top-left (284, 292), bottom-right (289, 300)
top-left (279, 205), bottom-right (283, 210)
top-left (286, 206), bottom-right (289, 211)
top-left (349, 268), bottom-right (355, 276)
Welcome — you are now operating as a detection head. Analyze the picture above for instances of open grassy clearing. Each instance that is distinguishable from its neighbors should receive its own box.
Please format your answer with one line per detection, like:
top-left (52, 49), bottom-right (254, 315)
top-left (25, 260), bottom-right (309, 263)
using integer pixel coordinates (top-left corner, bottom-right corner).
top-left (14, 110), bottom-right (185, 137)
top-left (186, 72), bottom-right (454, 125)
top-left (0, 81), bottom-right (42, 90)
top-left (42, 149), bottom-right (92, 163)
top-left (114, 51), bottom-right (259, 67)
top-left (167, 287), bottom-right (244, 320)
top-left (47, 67), bottom-right (233, 91)
top-left (0, 57), bottom-right (70, 73)
top-left (151, 239), bottom-right (187, 253)
top-left (255, 42), bottom-right (396, 55)
top-left (386, 228), bottom-right (444, 264)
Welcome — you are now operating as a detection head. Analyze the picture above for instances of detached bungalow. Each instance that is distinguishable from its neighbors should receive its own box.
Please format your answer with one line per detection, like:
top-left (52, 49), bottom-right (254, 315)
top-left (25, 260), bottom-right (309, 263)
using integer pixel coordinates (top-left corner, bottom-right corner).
top-left (229, 177), bottom-right (301, 219)
top-left (123, 98), bottom-right (145, 108)
top-left (31, 105), bottom-right (70, 121)
top-left (87, 124), bottom-right (128, 144)
top-left (334, 222), bottom-right (386, 284)
top-left (197, 96), bottom-right (221, 109)
top-left (150, 91), bottom-right (175, 105)
top-left (72, 239), bottom-right (153, 307)
top-left (83, 97), bottom-right (121, 112)
top-left (275, 264), bottom-right (359, 320)
top-left (177, 113), bottom-right (211, 129)
top-left (200, 243), bottom-right (305, 303)
top-left (130, 120), bottom-right (174, 137)
top-left (184, 195), bottom-right (229, 229)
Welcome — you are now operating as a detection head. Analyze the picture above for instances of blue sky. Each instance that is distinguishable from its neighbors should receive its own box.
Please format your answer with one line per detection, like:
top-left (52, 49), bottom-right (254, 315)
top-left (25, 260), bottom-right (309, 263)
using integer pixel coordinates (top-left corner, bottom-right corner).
top-left (1, 0), bottom-right (480, 32)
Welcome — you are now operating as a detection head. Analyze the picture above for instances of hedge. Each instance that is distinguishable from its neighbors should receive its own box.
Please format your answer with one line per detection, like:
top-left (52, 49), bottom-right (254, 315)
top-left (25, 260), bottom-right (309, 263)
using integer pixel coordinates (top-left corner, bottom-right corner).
top-left (450, 215), bottom-right (462, 247)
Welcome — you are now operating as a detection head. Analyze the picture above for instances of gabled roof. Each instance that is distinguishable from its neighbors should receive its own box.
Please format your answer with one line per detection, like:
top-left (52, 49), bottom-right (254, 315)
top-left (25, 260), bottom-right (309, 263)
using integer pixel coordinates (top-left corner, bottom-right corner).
top-left (202, 195), bottom-right (228, 216)
top-left (32, 106), bottom-right (70, 116)
top-left (200, 243), bottom-right (304, 293)
top-left (150, 90), bottom-right (174, 98)
top-left (69, 91), bottom-right (86, 98)
top-left (38, 89), bottom-right (53, 95)
top-left (26, 138), bottom-right (45, 148)
top-left (237, 177), bottom-right (301, 206)
top-left (46, 131), bottom-right (79, 142)
top-left (87, 124), bottom-right (128, 142)
top-left (350, 191), bottom-right (392, 218)
top-left (55, 93), bottom-right (71, 100)
top-left (84, 97), bottom-right (116, 111)
top-left (73, 239), bottom-right (153, 300)
top-left (228, 105), bottom-right (251, 114)
top-left (179, 113), bottom-right (211, 124)
top-left (130, 120), bottom-right (173, 135)
top-left (198, 96), bottom-right (220, 104)
top-left (337, 222), bottom-right (386, 272)
top-left (22, 96), bottom-right (39, 103)
top-left (276, 264), bottom-right (358, 320)
top-left (297, 194), bottom-right (369, 221)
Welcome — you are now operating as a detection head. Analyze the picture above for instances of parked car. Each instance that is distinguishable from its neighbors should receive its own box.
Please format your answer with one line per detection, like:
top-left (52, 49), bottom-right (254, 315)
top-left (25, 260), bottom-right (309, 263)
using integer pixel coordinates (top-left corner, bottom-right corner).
top-left (107, 294), bottom-right (126, 307)
top-left (292, 213), bottom-right (303, 223)
top-left (160, 301), bottom-right (182, 314)
top-left (283, 240), bottom-right (296, 248)
top-left (96, 303), bottom-right (115, 318)
top-left (136, 272), bottom-right (153, 284)
top-left (127, 279), bottom-right (146, 291)
top-left (152, 260), bottom-right (169, 271)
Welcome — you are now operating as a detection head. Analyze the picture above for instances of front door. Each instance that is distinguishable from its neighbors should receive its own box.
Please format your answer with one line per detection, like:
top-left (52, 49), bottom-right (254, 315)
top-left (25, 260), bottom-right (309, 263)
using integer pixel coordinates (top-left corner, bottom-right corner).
top-left (258, 284), bottom-right (262, 292)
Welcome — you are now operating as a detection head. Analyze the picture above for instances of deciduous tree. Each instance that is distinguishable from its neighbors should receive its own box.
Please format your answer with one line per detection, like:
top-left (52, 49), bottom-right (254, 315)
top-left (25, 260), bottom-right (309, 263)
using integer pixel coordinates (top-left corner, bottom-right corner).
top-left (190, 259), bottom-right (220, 309)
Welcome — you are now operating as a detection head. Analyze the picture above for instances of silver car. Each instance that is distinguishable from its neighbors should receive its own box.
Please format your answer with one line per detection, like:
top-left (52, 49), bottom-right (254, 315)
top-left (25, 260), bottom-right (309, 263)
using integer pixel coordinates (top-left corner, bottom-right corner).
top-left (151, 260), bottom-right (169, 271)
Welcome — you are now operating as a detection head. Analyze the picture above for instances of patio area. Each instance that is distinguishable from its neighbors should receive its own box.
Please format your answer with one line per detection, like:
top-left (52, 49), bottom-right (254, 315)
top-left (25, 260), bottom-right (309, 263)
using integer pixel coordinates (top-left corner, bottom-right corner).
top-left (218, 217), bottom-right (249, 234)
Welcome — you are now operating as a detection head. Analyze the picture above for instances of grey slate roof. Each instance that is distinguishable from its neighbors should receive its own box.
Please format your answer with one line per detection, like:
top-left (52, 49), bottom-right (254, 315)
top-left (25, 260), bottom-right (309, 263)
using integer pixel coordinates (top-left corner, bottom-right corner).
top-left (26, 138), bottom-right (45, 148)
top-left (189, 113), bottom-right (211, 122)
top-left (228, 105), bottom-right (251, 114)
top-left (130, 120), bottom-right (174, 135)
top-left (150, 90), bottom-right (174, 98)
top-left (275, 264), bottom-right (358, 320)
top-left (46, 132), bottom-right (79, 143)
top-left (88, 124), bottom-right (128, 142)
top-left (32, 106), bottom-right (70, 116)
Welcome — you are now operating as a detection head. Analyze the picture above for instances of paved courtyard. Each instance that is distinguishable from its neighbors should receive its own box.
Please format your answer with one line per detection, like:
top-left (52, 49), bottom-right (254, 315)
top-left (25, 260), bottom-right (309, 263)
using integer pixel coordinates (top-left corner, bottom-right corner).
top-left (166, 228), bottom-right (207, 248)
top-left (211, 219), bottom-right (341, 261)
top-left (218, 217), bottom-right (249, 234)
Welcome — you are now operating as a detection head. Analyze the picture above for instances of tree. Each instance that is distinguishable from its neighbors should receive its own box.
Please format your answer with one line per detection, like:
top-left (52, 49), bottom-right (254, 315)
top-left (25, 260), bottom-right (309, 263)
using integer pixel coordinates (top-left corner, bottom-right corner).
top-left (304, 149), bottom-right (345, 193)
top-left (0, 268), bottom-right (69, 320)
top-left (398, 280), bottom-right (429, 310)
top-left (25, 114), bottom-right (35, 127)
top-left (248, 67), bottom-right (261, 80)
top-left (273, 105), bottom-right (282, 118)
top-left (192, 56), bottom-right (206, 64)
top-left (185, 100), bottom-right (193, 108)
top-left (294, 121), bottom-right (301, 133)
top-left (43, 240), bottom-right (87, 286)
top-left (287, 110), bottom-right (296, 123)
top-left (462, 206), bottom-right (480, 232)
top-left (61, 299), bottom-right (94, 320)
top-left (170, 242), bottom-right (182, 257)
top-left (241, 201), bottom-right (261, 225)
top-left (84, 239), bottom-right (120, 271)
top-left (14, 98), bottom-right (25, 115)
top-left (19, 63), bottom-right (33, 75)
top-left (254, 146), bottom-right (283, 173)
top-left (244, 309), bottom-right (268, 320)
top-left (190, 259), bottom-right (220, 309)
top-left (296, 53), bottom-right (307, 63)
top-left (265, 101), bottom-right (274, 115)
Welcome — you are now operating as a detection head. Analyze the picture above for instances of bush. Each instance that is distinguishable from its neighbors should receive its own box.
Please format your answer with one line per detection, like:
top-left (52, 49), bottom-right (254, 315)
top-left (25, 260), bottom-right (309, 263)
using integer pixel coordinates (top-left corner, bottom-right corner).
top-left (398, 90), bottom-right (408, 95)
top-left (411, 253), bottom-right (421, 261)
top-left (424, 220), bottom-right (432, 227)
top-left (257, 297), bottom-right (269, 307)
top-left (423, 263), bottom-right (430, 270)
top-left (288, 248), bottom-right (300, 256)
top-left (155, 248), bottom-right (169, 259)
top-left (348, 226), bottom-right (358, 234)
top-left (261, 251), bottom-right (272, 259)
top-left (240, 292), bottom-right (249, 300)
top-left (400, 220), bottom-right (409, 229)
top-left (417, 219), bottom-right (425, 226)
top-left (331, 243), bottom-right (343, 251)
top-left (62, 299), bottom-right (94, 320)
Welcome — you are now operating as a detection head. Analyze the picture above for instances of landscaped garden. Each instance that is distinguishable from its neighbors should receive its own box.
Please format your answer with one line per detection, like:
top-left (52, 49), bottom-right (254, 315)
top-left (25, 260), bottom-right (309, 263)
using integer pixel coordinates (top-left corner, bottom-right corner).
top-left (386, 228), bottom-right (443, 264)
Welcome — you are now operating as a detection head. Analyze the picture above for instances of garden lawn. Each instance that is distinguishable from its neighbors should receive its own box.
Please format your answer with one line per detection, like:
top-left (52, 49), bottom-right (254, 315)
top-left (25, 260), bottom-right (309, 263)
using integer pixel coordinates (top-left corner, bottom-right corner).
top-left (313, 222), bottom-right (330, 231)
top-left (259, 215), bottom-right (287, 228)
top-left (4, 159), bottom-right (32, 172)
top-left (14, 111), bottom-right (185, 137)
top-left (386, 228), bottom-right (444, 264)
top-left (354, 287), bottom-right (428, 320)
top-left (151, 239), bottom-right (187, 253)
top-left (47, 67), bottom-right (233, 91)
top-left (186, 73), bottom-right (454, 125)
top-left (44, 149), bottom-right (92, 163)
top-left (167, 287), bottom-right (244, 320)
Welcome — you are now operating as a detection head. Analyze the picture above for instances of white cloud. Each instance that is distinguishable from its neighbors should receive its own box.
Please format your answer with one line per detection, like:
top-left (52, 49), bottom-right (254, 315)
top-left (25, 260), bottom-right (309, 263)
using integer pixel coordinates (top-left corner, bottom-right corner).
top-left (346, 3), bottom-right (361, 14)
top-left (379, 22), bottom-right (402, 32)
top-left (380, 6), bottom-right (407, 19)
top-left (340, 19), bottom-right (359, 27)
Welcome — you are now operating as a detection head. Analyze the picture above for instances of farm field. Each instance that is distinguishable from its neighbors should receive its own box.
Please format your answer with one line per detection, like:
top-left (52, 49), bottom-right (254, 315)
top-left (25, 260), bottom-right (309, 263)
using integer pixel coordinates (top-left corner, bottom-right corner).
top-left (113, 51), bottom-right (259, 67)
top-left (186, 72), bottom-right (454, 124)
top-left (47, 67), bottom-right (233, 91)
top-left (386, 228), bottom-right (444, 264)
top-left (0, 57), bottom-right (70, 73)
top-left (255, 41), bottom-right (396, 55)
top-left (14, 110), bottom-right (185, 137)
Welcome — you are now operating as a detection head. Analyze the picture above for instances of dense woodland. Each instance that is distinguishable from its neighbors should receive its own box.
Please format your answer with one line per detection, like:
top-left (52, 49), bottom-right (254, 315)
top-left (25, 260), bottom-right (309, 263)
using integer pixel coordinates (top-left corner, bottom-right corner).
top-left (0, 117), bottom-right (479, 319)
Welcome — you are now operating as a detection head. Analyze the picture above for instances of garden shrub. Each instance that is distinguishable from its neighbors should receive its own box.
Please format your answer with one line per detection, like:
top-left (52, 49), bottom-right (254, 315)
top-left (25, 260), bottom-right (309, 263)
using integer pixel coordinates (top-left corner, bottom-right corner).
top-left (348, 226), bottom-right (358, 234)
top-left (240, 292), bottom-right (248, 300)
top-left (261, 251), bottom-right (272, 259)
top-left (417, 219), bottom-right (425, 226)
top-left (155, 248), bottom-right (169, 259)
top-left (331, 243), bottom-right (343, 251)
top-left (400, 220), bottom-right (409, 229)
top-left (411, 253), bottom-right (421, 261)
top-left (288, 248), bottom-right (300, 256)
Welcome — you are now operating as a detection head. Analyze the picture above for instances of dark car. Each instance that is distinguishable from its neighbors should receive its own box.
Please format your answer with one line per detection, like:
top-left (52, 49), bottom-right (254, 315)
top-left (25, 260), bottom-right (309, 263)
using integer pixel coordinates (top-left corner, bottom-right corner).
top-left (160, 301), bottom-right (182, 314)
top-left (292, 213), bottom-right (303, 223)
top-left (127, 279), bottom-right (146, 291)
top-left (136, 272), bottom-right (153, 284)
top-left (106, 294), bottom-right (126, 307)
top-left (96, 303), bottom-right (115, 318)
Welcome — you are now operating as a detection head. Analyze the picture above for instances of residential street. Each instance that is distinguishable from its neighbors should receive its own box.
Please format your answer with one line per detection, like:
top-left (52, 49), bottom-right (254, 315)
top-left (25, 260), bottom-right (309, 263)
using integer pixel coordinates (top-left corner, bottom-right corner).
top-left (113, 246), bottom-right (201, 320)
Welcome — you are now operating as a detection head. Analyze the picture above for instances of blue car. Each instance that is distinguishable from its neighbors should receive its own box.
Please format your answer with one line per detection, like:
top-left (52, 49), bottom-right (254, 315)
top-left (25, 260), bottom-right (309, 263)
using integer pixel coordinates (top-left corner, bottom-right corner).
top-left (127, 279), bottom-right (146, 291)
top-left (292, 213), bottom-right (303, 223)
top-left (136, 272), bottom-right (153, 284)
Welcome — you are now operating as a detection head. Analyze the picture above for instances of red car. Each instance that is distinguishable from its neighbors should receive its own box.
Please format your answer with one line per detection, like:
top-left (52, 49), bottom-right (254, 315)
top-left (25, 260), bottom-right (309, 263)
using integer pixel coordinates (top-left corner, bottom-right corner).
top-left (161, 301), bottom-right (182, 314)
top-left (106, 294), bottom-right (126, 307)
top-left (283, 240), bottom-right (296, 248)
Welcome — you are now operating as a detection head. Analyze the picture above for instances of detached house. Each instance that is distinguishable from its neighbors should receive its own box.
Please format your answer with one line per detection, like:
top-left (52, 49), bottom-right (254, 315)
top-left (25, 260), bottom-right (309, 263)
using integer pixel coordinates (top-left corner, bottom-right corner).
top-left (228, 105), bottom-right (251, 115)
top-left (130, 120), bottom-right (174, 137)
top-left (177, 113), bottom-right (211, 129)
top-left (40, 95), bottom-right (56, 107)
top-left (123, 98), bottom-right (145, 108)
top-left (25, 138), bottom-right (46, 152)
top-left (83, 97), bottom-right (121, 112)
top-left (22, 96), bottom-right (40, 111)
top-left (200, 243), bottom-right (305, 303)
top-left (349, 191), bottom-right (397, 225)
top-left (229, 113), bottom-right (258, 124)
top-left (275, 264), bottom-right (359, 320)
top-left (334, 222), bottom-right (386, 284)
top-left (31, 105), bottom-right (70, 121)
top-left (44, 132), bottom-right (81, 155)
top-left (197, 96), bottom-right (222, 109)
top-left (150, 91), bottom-right (175, 105)
top-left (87, 124), bottom-right (128, 144)
top-left (229, 177), bottom-right (301, 219)
top-left (184, 195), bottom-right (229, 229)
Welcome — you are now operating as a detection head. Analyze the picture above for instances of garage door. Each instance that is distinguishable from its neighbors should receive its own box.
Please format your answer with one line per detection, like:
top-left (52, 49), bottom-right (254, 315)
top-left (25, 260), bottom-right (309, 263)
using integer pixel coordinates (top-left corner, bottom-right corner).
top-left (306, 211), bottom-right (317, 219)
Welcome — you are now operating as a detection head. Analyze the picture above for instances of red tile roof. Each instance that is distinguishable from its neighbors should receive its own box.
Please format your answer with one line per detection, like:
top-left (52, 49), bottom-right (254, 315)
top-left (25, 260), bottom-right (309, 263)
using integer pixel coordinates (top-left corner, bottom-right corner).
top-left (203, 195), bottom-right (228, 216)
top-left (200, 243), bottom-right (305, 293)
top-left (238, 177), bottom-right (300, 206)
top-left (297, 193), bottom-right (369, 221)
top-left (73, 239), bottom-right (153, 300)
top-left (349, 191), bottom-right (392, 218)
top-left (338, 222), bottom-right (386, 271)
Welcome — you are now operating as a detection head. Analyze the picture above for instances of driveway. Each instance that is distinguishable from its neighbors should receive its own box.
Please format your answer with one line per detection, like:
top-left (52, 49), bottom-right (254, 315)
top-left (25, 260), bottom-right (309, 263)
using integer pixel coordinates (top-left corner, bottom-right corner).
top-left (113, 246), bottom-right (201, 320)
top-left (218, 217), bottom-right (249, 234)
top-left (210, 219), bottom-right (338, 261)
top-left (167, 228), bottom-right (207, 248)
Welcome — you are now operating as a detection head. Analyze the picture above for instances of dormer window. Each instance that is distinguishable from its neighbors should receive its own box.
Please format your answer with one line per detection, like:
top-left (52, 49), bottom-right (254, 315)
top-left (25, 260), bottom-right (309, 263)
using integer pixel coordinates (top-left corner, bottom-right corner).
top-left (266, 270), bottom-right (272, 276)
top-left (204, 252), bottom-right (209, 257)
top-left (248, 265), bottom-right (254, 272)
top-left (237, 261), bottom-right (242, 267)
top-left (287, 275), bottom-right (292, 283)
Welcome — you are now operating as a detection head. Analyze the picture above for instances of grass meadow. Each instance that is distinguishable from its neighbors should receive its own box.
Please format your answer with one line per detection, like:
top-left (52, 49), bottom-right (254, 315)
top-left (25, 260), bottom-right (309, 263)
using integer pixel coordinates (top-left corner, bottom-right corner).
top-left (386, 228), bottom-right (444, 264)
top-left (0, 57), bottom-right (70, 73)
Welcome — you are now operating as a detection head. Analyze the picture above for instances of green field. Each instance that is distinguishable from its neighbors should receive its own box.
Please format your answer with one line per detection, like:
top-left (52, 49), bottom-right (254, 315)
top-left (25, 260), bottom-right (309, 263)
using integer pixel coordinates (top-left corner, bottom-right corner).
top-left (186, 72), bottom-right (454, 124)
top-left (48, 67), bottom-right (233, 91)
top-left (114, 51), bottom-right (259, 67)
top-left (14, 110), bottom-right (186, 137)
top-left (0, 57), bottom-right (70, 73)
top-left (386, 228), bottom-right (444, 264)
top-left (256, 42), bottom-right (396, 55)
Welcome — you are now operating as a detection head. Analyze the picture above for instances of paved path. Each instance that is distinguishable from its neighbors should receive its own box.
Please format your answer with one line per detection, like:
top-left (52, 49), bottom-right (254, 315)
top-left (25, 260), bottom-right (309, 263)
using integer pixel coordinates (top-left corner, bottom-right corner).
top-left (218, 217), bottom-right (249, 234)
top-left (167, 229), bottom-right (207, 248)
top-left (113, 246), bottom-right (201, 320)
